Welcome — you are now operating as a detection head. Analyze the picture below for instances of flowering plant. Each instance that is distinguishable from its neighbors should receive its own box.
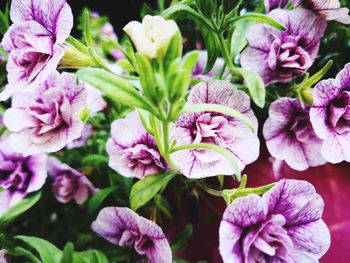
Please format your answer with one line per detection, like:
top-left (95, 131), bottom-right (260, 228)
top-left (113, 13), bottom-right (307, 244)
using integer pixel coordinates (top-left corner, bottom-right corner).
top-left (0, 0), bottom-right (349, 262)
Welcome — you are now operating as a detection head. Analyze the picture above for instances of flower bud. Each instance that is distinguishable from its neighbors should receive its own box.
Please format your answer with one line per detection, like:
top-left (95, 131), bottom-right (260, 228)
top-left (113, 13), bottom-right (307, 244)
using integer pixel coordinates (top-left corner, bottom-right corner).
top-left (59, 43), bottom-right (94, 69)
top-left (123, 15), bottom-right (180, 60)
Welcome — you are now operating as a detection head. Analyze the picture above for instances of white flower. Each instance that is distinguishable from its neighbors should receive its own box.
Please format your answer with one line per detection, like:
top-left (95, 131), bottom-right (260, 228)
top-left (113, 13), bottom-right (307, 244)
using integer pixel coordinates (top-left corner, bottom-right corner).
top-left (123, 15), bottom-right (179, 59)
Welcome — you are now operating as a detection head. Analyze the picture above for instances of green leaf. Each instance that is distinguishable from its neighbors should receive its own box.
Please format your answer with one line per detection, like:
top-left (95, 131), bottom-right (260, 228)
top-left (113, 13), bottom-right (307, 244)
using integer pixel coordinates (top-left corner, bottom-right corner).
top-left (230, 20), bottom-right (255, 59)
top-left (60, 243), bottom-right (74, 263)
top-left (202, 27), bottom-right (220, 74)
top-left (12, 247), bottom-right (41, 263)
top-left (82, 154), bottom-right (109, 166)
top-left (75, 250), bottom-right (109, 263)
top-left (16, 235), bottom-right (62, 263)
top-left (88, 187), bottom-right (116, 216)
top-left (135, 54), bottom-right (157, 102)
top-left (164, 32), bottom-right (183, 71)
top-left (0, 192), bottom-right (42, 226)
top-left (302, 60), bottom-right (333, 88)
top-left (76, 68), bottom-right (156, 115)
top-left (235, 68), bottom-right (266, 108)
top-left (171, 224), bottom-right (193, 252)
top-left (162, 4), bottom-right (214, 31)
top-left (83, 9), bottom-right (93, 47)
top-left (229, 13), bottom-right (286, 31)
top-left (130, 173), bottom-right (176, 211)
top-left (182, 103), bottom-right (255, 131)
top-left (116, 59), bottom-right (136, 72)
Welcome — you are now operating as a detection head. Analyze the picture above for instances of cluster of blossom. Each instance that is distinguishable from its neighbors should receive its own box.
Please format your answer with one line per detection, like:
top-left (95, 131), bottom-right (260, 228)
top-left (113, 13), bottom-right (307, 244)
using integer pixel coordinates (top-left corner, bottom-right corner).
top-left (0, 0), bottom-right (348, 262)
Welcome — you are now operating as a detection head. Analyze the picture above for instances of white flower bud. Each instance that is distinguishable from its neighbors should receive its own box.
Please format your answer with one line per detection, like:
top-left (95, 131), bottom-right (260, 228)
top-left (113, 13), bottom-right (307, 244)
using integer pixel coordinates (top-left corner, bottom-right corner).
top-left (123, 15), bottom-right (179, 59)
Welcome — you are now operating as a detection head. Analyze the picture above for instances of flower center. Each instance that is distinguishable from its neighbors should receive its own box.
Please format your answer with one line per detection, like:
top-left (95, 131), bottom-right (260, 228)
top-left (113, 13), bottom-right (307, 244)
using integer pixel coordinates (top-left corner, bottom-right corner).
top-left (328, 91), bottom-right (350, 133)
top-left (242, 214), bottom-right (293, 262)
top-left (268, 36), bottom-right (311, 79)
top-left (124, 144), bottom-right (165, 169)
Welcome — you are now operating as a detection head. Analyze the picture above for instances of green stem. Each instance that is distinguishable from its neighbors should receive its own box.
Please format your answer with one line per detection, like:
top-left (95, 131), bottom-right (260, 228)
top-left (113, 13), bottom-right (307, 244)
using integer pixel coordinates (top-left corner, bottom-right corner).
top-left (216, 31), bottom-right (237, 74)
top-left (161, 121), bottom-right (179, 173)
top-left (197, 181), bottom-right (223, 197)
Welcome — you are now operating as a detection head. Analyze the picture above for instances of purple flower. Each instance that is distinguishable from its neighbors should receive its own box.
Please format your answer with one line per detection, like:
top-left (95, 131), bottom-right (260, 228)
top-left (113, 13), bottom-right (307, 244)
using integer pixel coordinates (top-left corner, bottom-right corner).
top-left (48, 157), bottom-right (97, 204)
top-left (92, 206), bottom-right (172, 263)
top-left (106, 111), bottom-right (167, 179)
top-left (101, 23), bottom-right (118, 41)
top-left (294, 0), bottom-right (350, 24)
top-left (310, 63), bottom-right (350, 163)
top-left (263, 98), bottom-right (326, 171)
top-left (3, 71), bottom-right (87, 156)
top-left (0, 0), bottom-right (73, 100)
top-left (0, 138), bottom-right (47, 216)
top-left (219, 179), bottom-right (331, 262)
top-left (240, 9), bottom-right (327, 85)
top-left (110, 48), bottom-right (124, 61)
top-left (0, 250), bottom-right (9, 263)
top-left (192, 50), bottom-right (226, 80)
top-left (84, 83), bottom-right (107, 114)
top-left (67, 124), bottom-right (94, 149)
top-left (264, 0), bottom-right (289, 12)
top-left (171, 81), bottom-right (259, 179)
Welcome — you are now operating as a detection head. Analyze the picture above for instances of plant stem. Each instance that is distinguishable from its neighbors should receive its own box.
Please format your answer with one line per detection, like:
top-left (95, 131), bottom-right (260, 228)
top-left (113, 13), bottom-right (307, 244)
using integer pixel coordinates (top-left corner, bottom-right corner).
top-left (216, 31), bottom-right (237, 74)
top-left (160, 121), bottom-right (179, 173)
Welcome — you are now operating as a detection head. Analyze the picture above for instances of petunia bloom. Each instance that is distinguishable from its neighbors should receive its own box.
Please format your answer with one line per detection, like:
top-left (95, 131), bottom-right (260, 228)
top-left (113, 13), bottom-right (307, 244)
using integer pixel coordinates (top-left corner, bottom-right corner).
top-left (171, 81), bottom-right (259, 179)
top-left (0, 138), bottom-right (47, 216)
top-left (0, 0), bottom-right (73, 100)
top-left (106, 111), bottom-right (167, 179)
top-left (263, 98), bottom-right (326, 171)
top-left (48, 157), bottom-right (97, 204)
top-left (123, 15), bottom-right (179, 59)
top-left (92, 206), bottom-right (172, 263)
top-left (67, 124), bottom-right (94, 149)
top-left (293, 0), bottom-right (350, 24)
top-left (310, 63), bottom-right (350, 163)
top-left (192, 50), bottom-right (227, 80)
top-left (240, 9), bottom-right (326, 85)
top-left (3, 71), bottom-right (87, 156)
top-left (0, 250), bottom-right (9, 263)
top-left (264, 0), bottom-right (289, 12)
top-left (219, 179), bottom-right (331, 262)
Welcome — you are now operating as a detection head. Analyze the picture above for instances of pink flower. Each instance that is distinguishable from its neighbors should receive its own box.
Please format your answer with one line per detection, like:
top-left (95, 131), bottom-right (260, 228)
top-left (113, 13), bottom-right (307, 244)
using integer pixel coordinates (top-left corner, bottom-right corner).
top-left (171, 81), bottom-right (259, 178)
top-left (0, 138), bottom-right (47, 216)
top-left (240, 9), bottom-right (326, 85)
top-left (263, 98), bottom-right (326, 171)
top-left (3, 71), bottom-right (87, 156)
top-left (310, 63), bottom-right (350, 163)
top-left (106, 111), bottom-right (167, 179)
top-left (294, 0), bottom-right (350, 24)
top-left (48, 157), bottom-right (97, 204)
top-left (219, 179), bottom-right (330, 262)
top-left (92, 207), bottom-right (172, 263)
top-left (0, 0), bottom-right (73, 100)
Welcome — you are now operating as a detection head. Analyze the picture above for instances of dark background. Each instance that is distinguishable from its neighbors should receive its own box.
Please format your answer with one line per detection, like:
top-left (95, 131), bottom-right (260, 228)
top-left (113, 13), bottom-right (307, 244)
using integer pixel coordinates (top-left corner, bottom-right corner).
top-left (0, 0), bottom-right (157, 36)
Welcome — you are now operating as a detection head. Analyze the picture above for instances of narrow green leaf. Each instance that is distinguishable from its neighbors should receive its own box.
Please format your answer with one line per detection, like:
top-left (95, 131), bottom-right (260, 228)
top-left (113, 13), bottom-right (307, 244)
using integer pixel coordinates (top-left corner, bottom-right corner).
top-left (130, 173), bottom-right (176, 211)
top-left (16, 235), bottom-right (62, 263)
top-left (12, 247), bottom-right (41, 263)
top-left (302, 60), bottom-right (333, 88)
top-left (202, 27), bottom-right (220, 74)
top-left (230, 20), bottom-right (255, 59)
top-left (162, 4), bottom-right (214, 31)
top-left (83, 9), bottom-right (93, 47)
top-left (182, 103), bottom-right (255, 132)
top-left (229, 13), bottom-right (286, 31)
top-left (164, 32), bottom-right (183, 71)
top-left (88, 187), bottom-right (116, 216)
top-left (60, 243), bottom-right (74, 263)
top-left (135, 54), bottom-right (157, 101)
top-left (77, 68), bottom-right (155, 114)
top-left (0, 192), bottom-right (42, 226)
top-left (171, 224), bottom-right (193, 252)
top-left (235, 68), bottom-right (266, 108)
